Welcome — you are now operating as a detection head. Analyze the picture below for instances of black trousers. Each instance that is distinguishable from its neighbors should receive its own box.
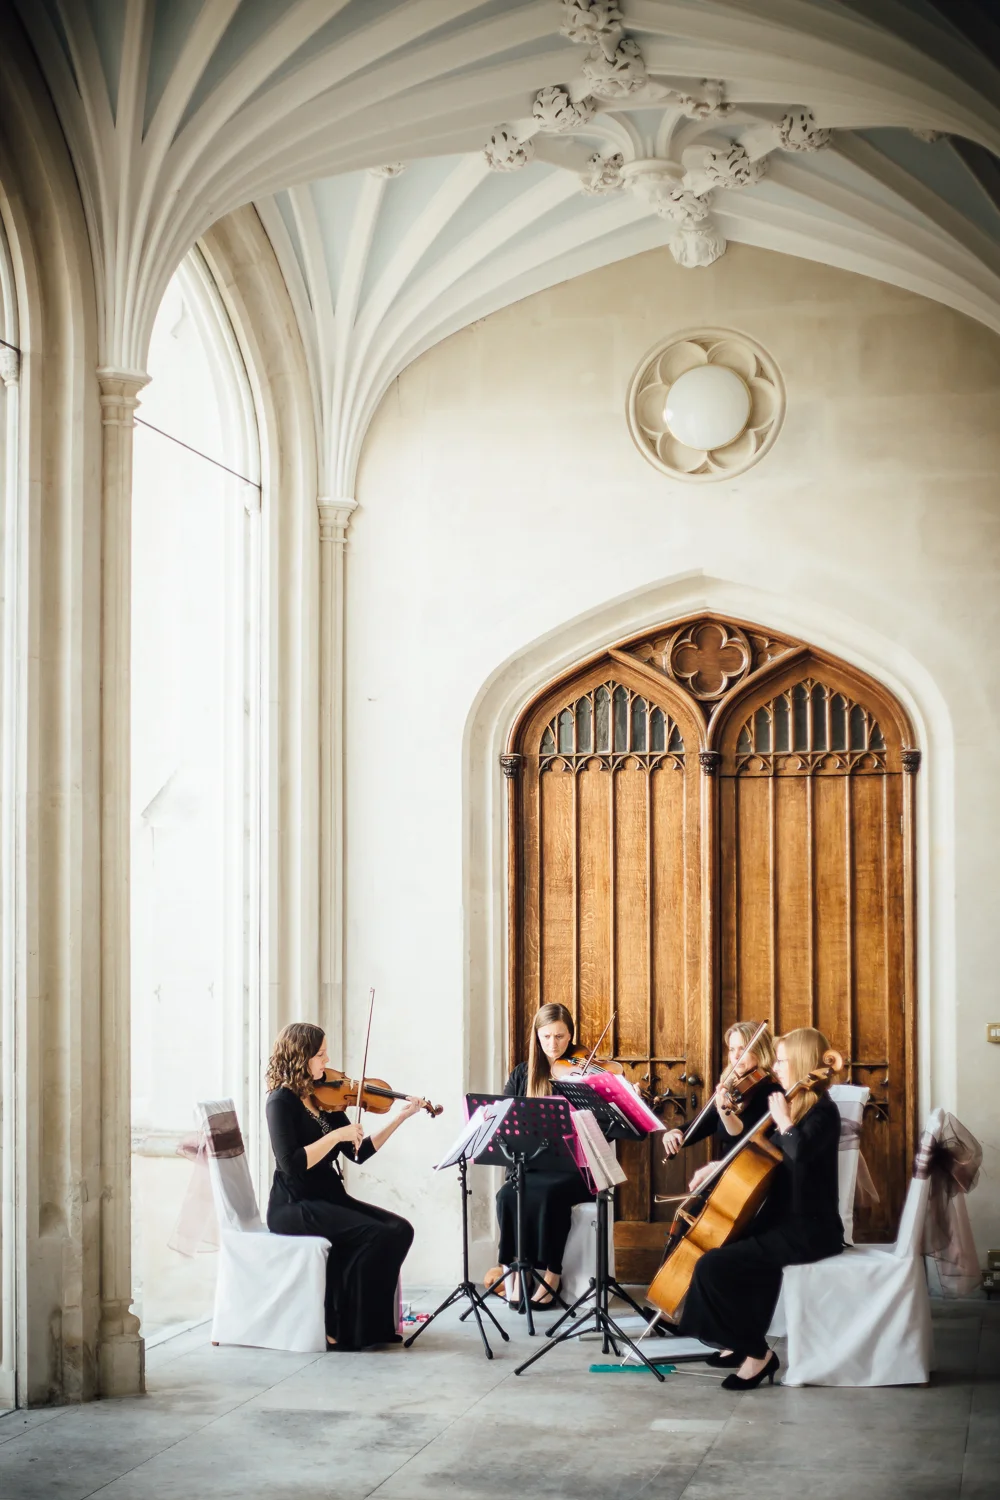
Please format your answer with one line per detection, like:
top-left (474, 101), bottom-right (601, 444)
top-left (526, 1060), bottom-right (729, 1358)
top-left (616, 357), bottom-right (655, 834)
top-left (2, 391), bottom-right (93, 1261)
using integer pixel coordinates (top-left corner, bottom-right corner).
top-left (268, 1191), bottom-right (413, 1350)
top-left (677, 1226), bottom-right (842, 1359)
top-left (496, 1169), bottom-right (593, 1274)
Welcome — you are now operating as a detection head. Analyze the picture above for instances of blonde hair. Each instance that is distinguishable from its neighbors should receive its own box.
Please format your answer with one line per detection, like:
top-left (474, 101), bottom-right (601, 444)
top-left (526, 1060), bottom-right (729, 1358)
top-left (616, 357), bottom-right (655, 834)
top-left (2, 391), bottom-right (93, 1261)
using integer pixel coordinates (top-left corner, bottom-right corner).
top-left (778, 1027), bottom-right (838, 1123)
top-left (724, 1020), bottom-right (776, 1073)
top-left (527, 1003), bottom-right (575, 1097)
top-left (266, 1022), bottom-right (325, 1098)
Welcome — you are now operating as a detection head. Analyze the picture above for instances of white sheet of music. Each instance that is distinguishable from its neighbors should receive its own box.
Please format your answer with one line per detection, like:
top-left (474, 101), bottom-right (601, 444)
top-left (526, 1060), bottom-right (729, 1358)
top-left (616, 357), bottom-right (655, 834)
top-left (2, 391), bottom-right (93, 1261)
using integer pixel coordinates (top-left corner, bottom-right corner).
top-left (571, 1107), bottom-right (626, 1190)
top-left (434, 1098), bottom-right (514, 1170)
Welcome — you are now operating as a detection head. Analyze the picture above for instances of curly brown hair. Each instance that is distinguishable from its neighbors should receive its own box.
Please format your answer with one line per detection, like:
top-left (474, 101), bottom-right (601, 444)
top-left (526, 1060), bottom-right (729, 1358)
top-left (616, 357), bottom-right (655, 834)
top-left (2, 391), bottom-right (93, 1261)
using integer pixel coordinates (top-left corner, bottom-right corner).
top-left (266, 1022), bottom-right (325, 1097)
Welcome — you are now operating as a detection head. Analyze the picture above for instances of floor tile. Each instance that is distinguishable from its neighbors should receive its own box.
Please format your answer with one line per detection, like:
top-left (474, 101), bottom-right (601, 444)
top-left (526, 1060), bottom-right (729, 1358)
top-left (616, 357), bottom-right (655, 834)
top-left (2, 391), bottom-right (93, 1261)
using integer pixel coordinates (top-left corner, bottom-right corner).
top-left (677, 1459), bottom-right (962, 1500)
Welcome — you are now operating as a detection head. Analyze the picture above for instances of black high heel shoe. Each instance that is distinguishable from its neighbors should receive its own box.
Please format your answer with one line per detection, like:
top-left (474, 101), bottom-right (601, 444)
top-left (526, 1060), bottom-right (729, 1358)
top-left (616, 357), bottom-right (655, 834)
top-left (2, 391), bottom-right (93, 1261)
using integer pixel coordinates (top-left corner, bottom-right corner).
top-left (704, 1350), bottom-right (742, 1368)
top-left (721, 1350), bottom-right (780, 1390)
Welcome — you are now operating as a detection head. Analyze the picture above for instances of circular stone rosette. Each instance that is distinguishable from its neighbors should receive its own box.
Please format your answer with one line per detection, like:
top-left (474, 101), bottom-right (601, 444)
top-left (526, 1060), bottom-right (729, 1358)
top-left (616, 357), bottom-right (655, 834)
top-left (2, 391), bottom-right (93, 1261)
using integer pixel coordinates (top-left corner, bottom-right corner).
top-left (625, 328), bottom-right (786, 482)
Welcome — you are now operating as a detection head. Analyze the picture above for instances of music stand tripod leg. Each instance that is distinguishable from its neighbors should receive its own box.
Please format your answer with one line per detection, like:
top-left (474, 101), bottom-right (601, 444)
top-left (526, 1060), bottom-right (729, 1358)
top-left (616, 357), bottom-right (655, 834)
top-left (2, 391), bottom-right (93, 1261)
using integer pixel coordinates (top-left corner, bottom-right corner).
top-left (513, 1190), bottom-right (666, 1380)
top-left (403, 1156), bottom-right (509, 1358)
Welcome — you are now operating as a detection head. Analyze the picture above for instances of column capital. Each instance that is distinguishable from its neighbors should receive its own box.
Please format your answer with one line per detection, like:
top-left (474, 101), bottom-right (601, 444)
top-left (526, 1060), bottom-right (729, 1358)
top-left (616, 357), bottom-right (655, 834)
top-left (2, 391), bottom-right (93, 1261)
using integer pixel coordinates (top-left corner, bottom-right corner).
top-left (318, 496), bottom-right (358, 543)
top-left (96, 367), bottom-right (149, 424)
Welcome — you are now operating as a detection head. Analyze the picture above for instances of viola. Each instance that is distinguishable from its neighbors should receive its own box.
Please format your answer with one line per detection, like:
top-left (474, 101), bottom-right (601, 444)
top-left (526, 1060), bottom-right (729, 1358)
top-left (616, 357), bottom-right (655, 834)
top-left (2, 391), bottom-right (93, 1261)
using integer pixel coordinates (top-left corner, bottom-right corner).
top-left (669, 1020), bottom-right (769, 1146)
top-left (717, 1065), bottom-right (769, 1116)
top-left (550, 1045), bottom-right (625, 1082)
top-left (312, 1067), bottom-right (443, 1119)
top-left (645, 1050), bottom-right (843, 1321)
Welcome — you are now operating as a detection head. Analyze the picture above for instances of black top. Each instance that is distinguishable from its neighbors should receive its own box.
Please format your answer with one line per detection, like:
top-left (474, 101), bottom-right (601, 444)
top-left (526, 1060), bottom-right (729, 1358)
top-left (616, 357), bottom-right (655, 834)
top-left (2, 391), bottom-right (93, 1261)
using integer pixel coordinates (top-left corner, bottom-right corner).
top-left (503, 1061), bottom-right (532, 1098)
top-left (266, 1086), bottom-right (376, 1205)
top-left (766, 1090), bottom-right (843, 1249)
top-left (683, 1074), bottom-right (784, 1150)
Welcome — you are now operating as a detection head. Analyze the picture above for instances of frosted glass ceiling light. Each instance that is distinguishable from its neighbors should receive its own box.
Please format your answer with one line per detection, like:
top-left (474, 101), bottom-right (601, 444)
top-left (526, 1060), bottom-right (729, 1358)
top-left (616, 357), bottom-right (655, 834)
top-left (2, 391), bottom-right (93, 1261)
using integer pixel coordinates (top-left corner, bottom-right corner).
top-left (626, 329), bottom-right (785, 481)
top-left (663, 364), bottom-right (751, 451)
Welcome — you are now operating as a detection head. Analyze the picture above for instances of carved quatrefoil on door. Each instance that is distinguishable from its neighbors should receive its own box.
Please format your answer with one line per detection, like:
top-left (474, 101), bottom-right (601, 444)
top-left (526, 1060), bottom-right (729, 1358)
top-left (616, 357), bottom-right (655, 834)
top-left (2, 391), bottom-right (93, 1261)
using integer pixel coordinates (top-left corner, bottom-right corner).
top-left (630, 619), bottom-right (754, 700)
top-left (669, 620), bottom-right (751, 700)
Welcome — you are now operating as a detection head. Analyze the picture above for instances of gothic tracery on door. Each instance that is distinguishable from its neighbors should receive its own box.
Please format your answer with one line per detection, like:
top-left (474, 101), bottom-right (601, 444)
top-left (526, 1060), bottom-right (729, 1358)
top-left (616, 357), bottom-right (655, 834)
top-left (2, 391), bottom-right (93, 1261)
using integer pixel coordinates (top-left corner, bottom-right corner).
top-left (504, 616), bottom-right (917, 1281)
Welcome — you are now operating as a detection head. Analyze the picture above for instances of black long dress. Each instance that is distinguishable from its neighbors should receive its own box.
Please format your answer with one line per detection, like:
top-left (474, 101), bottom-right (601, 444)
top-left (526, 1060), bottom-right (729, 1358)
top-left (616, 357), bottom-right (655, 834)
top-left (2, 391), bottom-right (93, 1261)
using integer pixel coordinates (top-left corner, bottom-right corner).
top-left (677, 1090), bottom-right (843, 1359)
top-left (265, 1087), bottom-right (414, 1350)
top-left (495, 1061), bottom-right (594, 1274)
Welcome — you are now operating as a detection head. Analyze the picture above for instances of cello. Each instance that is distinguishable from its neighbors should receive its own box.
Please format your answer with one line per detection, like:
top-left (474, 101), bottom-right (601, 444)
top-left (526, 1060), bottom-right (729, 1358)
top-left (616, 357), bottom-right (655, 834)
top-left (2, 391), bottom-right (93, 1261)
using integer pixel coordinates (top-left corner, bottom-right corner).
top-left (645, 1049), bottom-right (843, 1320)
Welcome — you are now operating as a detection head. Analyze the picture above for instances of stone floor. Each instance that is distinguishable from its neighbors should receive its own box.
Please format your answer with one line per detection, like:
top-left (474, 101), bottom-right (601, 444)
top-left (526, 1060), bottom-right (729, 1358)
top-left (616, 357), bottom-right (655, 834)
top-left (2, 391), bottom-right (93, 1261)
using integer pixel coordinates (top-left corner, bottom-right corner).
top-left (1, 1295), bottom-right (997, 1500)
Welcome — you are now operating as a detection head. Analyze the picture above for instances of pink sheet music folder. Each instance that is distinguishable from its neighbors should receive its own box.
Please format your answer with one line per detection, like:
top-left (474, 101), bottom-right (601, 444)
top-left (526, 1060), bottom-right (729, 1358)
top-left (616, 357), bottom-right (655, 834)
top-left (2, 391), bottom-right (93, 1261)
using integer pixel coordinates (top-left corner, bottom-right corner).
top-left (574, 1071), bottom-right (666, 1136)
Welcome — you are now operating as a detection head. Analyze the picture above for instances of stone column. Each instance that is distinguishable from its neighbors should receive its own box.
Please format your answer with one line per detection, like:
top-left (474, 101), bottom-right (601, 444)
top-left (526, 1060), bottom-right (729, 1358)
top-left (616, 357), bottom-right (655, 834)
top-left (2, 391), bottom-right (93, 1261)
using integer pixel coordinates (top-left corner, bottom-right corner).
top-left (318, 497), bottom-right (357, 1060)
top-left (0, 341), bottom-right (20, 1411)
top-left (96, 368), bottom-right (147, 1397)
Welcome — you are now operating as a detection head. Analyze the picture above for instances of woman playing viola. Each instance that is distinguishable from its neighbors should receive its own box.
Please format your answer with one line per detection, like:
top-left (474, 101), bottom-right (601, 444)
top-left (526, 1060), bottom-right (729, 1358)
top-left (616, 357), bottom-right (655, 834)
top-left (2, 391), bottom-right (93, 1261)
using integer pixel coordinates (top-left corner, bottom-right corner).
top-left (676, 1027), bottom-right (844, 1389)
top-left (265, 1022), bottom-right (420, 1350)
top-left (485, 1003), bottom-right (596, 1307)
top-left (662, 1021), bottom-right (782, 1191)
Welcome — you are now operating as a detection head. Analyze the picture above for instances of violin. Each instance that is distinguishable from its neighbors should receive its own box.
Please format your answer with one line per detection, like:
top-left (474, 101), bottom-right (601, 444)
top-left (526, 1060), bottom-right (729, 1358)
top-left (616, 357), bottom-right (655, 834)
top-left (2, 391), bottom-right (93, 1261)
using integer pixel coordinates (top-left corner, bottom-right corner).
top-left (312, 1067), bottom-right (443, 1119)
top-left (717, 1065), bottom-right (769, 1116)
top-left (668, 1020), bottom-right (769, 1149)
top-left (645, 1050), bottom-right (843, 1320)
top-left (550, 1045), bottom-right (625, 1082)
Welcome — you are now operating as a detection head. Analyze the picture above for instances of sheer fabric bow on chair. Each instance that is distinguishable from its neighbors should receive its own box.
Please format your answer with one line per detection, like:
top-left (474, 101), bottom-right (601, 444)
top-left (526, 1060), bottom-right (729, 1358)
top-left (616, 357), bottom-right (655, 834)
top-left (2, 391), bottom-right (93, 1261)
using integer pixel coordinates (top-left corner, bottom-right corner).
top-left (781, 1107), bottom-right (981, 1387)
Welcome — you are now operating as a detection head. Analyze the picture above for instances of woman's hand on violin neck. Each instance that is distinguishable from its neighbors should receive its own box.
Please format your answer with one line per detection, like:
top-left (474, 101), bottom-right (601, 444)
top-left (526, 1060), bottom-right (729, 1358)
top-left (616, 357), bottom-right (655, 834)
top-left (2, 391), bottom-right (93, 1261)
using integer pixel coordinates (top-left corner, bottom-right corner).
top-left (662, 1128), bottom-right (684, 1159)
top-left (395, 1096), bottom-right (424, 1121)
top-left (334, 1122), bottom-right (365, 1151)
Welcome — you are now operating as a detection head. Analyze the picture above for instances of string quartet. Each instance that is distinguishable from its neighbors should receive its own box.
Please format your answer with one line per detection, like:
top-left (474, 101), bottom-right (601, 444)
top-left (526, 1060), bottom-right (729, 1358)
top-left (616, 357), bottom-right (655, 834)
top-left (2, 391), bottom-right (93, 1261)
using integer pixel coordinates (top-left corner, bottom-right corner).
top-left (262, 993), bottom-right (847, 1378)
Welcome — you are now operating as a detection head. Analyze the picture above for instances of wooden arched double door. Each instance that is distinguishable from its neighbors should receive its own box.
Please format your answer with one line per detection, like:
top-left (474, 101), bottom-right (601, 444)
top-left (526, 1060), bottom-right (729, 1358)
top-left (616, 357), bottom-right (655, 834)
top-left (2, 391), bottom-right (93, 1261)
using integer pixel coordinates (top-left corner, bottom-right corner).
top-left (504, 615), bottom-right (918, 1281)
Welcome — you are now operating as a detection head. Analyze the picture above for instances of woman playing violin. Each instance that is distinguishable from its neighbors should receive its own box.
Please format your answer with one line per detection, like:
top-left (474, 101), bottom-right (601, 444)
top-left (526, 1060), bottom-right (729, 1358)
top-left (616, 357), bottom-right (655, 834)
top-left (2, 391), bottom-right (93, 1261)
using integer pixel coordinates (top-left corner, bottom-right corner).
top-left (486, 1003), bottom-right (596, 1307)
top-left (675, 1027), bottom-right (844, 1389)
top-left (265, 1022), bottom-right (421, 1350)
top-left (662, 1021), bottom-right (782, 1188)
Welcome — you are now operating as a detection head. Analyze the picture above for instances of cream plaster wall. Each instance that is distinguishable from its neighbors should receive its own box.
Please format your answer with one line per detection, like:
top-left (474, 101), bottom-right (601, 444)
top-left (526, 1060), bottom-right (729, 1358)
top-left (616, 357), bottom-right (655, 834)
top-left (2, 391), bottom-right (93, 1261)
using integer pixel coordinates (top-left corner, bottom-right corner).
top-left (346, 242), bottom-right (1000, 1286)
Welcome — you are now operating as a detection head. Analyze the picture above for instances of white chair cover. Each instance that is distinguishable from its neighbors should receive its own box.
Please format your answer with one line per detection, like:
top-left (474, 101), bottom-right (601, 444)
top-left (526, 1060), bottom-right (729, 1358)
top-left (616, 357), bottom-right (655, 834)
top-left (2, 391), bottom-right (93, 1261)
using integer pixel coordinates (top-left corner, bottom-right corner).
top-left (561, 1201), bottom-right (615, 1304)
top-left (780, 1107), bottom-right (944, 1387)
top-left (769, 1084), bottom-right (870, 1337)
top-left (828, 1084), bottom-right (870, 1246)
top-left (197, 1099), bottom-right (330, 1354)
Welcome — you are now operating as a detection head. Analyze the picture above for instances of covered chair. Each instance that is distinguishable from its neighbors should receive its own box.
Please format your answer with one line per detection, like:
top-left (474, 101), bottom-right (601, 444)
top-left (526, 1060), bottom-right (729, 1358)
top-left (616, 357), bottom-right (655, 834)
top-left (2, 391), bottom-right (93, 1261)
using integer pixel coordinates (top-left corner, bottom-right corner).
top-left (780, 1107), bottom-right (950, 1387)
top-left (769, 1083), bottom-right (870, 1338)
top-left (561, 1201), bottom-right (615, 1304)
top-left (828, 1083), bottom-right (873, 1245)
top-left (197, 1099), bottom-right (330, 1354)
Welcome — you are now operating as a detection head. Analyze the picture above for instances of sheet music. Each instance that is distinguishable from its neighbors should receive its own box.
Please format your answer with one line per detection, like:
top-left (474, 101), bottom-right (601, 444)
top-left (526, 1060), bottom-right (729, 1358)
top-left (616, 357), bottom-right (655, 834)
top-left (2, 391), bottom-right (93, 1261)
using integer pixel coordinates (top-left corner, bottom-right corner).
top-left (579, 1072), bottom-right (667, 1135)
top-left (434, 1098), bottom-right (513, 1170)
top-left (571, 1108), bottom-right (626, 1190)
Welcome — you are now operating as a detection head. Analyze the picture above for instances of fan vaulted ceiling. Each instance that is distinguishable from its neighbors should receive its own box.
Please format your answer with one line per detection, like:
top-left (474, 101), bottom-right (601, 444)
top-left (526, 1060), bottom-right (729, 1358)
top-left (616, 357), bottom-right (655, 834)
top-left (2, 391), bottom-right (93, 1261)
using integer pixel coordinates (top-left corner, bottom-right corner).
top-left (12, 0), bottom-right (1000, 494)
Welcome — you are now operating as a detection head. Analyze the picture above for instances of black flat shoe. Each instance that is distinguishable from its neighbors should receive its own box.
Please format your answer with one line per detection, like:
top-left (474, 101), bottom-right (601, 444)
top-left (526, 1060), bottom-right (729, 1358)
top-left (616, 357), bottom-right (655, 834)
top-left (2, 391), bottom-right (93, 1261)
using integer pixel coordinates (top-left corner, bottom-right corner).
top-left (704, 1350), bottom-right (742, 1368)
top-left (721, 1350), bottom-right (780, 1390)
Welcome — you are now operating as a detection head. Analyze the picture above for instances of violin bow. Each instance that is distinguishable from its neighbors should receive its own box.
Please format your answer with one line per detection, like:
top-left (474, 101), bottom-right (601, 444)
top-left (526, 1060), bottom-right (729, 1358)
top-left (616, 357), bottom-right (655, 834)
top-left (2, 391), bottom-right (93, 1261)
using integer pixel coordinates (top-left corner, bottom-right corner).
top-left (581, 1013), bottom-right (615, 1071)
top-left (355, 987), bottom-right (376, 1129)
top-left (662, 1051), bottom-right (843, 1212)
top-left (676, 1019), bottom-right (768, 1145)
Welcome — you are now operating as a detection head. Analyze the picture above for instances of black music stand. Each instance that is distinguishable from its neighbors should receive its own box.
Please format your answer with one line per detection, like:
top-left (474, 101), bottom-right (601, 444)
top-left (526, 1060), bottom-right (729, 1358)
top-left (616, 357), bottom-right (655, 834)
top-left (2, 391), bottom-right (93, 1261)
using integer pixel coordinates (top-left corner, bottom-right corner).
top-left (403, 1102), bottom-right (512, 1359)
top-left (467, 1092), bottom-right (579, 1337)
top-left (513, 1079), bottom-right (666, 1380)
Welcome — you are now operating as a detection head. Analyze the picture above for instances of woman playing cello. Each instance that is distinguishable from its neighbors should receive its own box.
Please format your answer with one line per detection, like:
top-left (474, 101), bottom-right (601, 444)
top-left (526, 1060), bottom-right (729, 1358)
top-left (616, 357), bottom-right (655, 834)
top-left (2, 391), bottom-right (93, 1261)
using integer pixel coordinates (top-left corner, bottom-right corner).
top-left (485, 1003), bottom-right (596, 1307)
top-left (675, 1027), bottom-right (844, 1388)
top-left (662, 1021), bottom-right (782, 1188)
top-left (265, 1022), bottom-right (420, 1350)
